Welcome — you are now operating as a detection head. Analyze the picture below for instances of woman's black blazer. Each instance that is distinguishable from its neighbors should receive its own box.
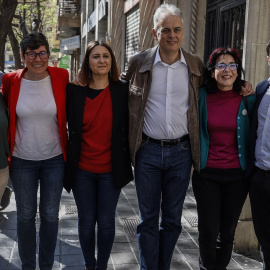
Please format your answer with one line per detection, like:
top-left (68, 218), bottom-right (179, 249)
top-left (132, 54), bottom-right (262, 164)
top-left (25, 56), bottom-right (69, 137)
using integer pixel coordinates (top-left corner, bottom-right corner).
top-left (64, 80), bottom-right (134, 192)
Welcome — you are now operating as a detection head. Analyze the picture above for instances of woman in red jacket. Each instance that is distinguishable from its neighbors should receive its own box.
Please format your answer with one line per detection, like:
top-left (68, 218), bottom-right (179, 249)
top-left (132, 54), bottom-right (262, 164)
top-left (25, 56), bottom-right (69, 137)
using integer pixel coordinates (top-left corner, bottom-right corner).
top-left (1, 32), bottom-right (69, 270)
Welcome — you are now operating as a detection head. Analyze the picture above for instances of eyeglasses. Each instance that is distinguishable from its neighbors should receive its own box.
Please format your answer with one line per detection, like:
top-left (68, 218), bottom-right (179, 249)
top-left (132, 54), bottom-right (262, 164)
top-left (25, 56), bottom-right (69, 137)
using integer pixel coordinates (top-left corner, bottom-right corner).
top-left (159, 27), bottom-right (182, 35)
top-left (214, 63), bottom-right (238, 71)
top-left (25, 51), bottom-right (49, 60)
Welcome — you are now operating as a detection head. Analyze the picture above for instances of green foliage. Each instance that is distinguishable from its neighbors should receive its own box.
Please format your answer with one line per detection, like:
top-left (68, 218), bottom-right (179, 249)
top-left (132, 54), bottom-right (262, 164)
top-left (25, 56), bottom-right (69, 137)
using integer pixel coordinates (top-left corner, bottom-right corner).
top-left (9, 0), bottom-right (58, 51)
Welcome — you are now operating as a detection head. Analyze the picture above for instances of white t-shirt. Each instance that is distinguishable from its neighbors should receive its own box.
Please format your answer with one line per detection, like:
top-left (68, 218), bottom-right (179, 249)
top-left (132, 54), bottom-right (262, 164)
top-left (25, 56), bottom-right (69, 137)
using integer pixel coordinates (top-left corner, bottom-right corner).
top-left (13, 76), bottom-right (62, 160)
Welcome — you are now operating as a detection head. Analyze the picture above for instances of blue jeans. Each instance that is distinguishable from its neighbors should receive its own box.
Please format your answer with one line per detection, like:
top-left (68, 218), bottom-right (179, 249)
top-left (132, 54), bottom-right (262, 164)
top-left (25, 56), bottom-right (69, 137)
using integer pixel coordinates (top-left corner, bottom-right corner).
top-left (72, 168), bottom-right (121, 270)
top-left (135, 139), bottom-right (192, 270)
top-left (10, 154), bottom-right (65, 270)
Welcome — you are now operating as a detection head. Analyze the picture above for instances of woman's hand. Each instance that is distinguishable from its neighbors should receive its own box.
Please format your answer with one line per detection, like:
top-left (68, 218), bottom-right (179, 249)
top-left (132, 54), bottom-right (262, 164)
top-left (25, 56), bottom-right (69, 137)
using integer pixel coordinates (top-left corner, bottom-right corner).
top-left (240, 81), bottom-right (255, 96)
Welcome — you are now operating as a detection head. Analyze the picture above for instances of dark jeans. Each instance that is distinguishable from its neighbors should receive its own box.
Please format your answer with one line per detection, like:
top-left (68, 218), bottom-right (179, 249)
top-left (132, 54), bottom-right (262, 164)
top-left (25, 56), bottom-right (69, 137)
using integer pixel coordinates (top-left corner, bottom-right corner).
top-left (135, 139), bottom-right (192, 270)
top-left (10, 154), bottom-right (65, 270)
top-left (72, 168), bottom-right (121, 270)
top-left (250, 167), bottom-right (270, 269)
top-left (192, 168), bottom-right (248, 270)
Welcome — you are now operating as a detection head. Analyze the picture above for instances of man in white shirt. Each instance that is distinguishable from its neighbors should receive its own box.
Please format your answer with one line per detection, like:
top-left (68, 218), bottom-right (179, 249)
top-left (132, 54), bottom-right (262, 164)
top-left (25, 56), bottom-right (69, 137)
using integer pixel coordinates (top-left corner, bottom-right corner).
top-left (123, 4), bottom-right (205, 270)
top-left (124, 3), bottom-right (253, 270)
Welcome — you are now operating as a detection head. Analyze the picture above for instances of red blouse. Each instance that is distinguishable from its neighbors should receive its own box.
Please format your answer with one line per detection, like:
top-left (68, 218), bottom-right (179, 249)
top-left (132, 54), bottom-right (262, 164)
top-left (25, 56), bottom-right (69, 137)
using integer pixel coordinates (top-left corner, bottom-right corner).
top-left (78, 85), bottom-right (113, 173)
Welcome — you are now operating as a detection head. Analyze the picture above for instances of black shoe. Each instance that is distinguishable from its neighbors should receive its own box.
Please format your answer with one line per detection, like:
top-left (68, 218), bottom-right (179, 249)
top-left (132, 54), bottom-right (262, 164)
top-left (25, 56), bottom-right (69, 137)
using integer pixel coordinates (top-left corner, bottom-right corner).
top-left (0, 186), bottom-right (12, 211)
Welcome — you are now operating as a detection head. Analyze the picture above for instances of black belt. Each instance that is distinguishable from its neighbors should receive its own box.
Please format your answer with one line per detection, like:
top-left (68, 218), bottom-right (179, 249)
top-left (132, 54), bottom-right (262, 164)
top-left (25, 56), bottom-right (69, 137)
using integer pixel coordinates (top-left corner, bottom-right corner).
top-left (142, 133), bottom-right (189, 146)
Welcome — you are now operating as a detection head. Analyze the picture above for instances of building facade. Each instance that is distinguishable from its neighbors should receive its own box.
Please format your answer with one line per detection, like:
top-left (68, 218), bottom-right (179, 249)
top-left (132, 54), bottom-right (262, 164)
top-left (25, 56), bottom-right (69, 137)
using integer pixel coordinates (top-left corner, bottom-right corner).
top-left (57, 0), bottom-right (81, 79)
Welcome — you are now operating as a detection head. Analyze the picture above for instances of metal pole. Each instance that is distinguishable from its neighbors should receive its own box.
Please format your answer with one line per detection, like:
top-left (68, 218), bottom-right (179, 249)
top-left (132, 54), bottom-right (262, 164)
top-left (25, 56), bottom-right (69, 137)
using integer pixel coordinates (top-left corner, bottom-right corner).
top-left (95, 0), bottom-right (99, 40)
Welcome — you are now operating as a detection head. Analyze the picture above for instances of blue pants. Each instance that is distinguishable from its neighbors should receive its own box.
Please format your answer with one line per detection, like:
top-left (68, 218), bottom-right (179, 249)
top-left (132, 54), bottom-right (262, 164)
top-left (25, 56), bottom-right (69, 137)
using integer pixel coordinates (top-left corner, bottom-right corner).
top-left (10, 154), bottom-right (65, 270)
top-left (135, 139), bottom-right (192, 270)
top-left (72, 168), bottom-right (121, 270)
top-left (250, 167), bottom-right (270, 269)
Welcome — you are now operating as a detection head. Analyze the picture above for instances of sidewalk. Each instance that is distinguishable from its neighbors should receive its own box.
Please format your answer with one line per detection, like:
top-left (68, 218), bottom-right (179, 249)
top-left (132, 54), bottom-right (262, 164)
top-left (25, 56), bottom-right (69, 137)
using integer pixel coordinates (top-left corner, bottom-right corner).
top-left (0, 181), bottom-right (263, 270)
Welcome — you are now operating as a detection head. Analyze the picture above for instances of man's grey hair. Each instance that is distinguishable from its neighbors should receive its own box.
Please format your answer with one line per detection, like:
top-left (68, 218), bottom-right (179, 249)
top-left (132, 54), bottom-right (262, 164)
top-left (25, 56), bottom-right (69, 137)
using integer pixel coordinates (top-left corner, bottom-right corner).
top-left (153, 4), bottom-right (183, 31)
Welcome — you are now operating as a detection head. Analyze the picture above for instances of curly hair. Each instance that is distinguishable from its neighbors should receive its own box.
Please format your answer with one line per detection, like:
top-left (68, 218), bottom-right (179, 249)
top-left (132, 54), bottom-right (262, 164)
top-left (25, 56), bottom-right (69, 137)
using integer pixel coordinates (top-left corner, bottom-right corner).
top-left (205, 47), bottom-right (245, 94)
top-left (79, 40), bottom-right (119, 85)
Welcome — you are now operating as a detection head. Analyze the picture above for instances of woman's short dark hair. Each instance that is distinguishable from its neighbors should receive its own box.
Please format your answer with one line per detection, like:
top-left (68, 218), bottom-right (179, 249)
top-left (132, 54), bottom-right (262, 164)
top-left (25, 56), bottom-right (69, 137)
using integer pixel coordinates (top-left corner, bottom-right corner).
top-left (206, 47), bottom-right (244, 93)
top-left (80, 40), bottom-right (120, 85)
top-left (20, 32), bottom-right (50, 56)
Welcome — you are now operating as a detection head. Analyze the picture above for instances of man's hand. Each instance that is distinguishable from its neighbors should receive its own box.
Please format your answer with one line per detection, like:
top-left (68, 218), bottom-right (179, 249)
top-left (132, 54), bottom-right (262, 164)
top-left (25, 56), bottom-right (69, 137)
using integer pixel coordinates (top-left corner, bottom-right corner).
top-left (240, 81), bottom-right (255, 96)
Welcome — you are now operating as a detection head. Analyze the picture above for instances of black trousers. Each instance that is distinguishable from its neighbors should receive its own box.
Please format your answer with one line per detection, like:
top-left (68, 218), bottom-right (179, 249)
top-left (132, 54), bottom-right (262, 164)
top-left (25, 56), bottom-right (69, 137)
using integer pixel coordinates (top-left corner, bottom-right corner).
top-left (192, 167), bottom-right (248, 270)
top-left (250, 167), bottom-right (270, 270)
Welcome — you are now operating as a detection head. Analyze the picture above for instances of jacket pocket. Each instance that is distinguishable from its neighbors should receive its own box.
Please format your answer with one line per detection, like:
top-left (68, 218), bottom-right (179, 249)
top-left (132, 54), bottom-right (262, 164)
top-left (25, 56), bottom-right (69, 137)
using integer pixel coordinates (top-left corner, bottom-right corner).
top-left (129, 85), bottom-right (144, 111)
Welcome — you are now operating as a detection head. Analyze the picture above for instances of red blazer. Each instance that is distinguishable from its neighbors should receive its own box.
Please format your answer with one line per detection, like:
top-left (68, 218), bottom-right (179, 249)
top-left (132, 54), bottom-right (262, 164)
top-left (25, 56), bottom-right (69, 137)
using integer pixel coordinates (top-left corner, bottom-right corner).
top-left (1, 66), bottom-right (69, 162)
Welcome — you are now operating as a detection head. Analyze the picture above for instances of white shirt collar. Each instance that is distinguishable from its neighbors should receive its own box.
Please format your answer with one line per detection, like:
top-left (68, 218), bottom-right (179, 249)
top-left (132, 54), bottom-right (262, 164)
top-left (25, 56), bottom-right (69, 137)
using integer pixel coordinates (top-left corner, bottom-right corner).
top-left (153, 47), bottom-right (187, 67)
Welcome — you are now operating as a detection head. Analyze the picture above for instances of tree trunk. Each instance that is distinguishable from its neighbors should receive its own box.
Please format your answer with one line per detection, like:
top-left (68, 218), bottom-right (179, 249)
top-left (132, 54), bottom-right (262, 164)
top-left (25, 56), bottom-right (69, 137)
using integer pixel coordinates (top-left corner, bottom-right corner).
top-left (0, 0), bottom-right (17, 71)
top-left (8, 26), bottom-right (23, 70)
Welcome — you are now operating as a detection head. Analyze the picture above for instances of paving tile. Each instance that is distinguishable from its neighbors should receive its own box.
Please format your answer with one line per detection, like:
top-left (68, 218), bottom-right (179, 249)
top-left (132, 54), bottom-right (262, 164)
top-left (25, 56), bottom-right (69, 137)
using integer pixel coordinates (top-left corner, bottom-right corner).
top-left (0, 237), bottom-right (16, 247)
top-left (52, 256), bottom-right (61, 268)
top-left (61, 243), bottom-right (82, 255)
top-left (111, 252), bottom-right (137, 264)
top-left (176, 235), bottom-right (198, 250)
top-left (61, 266), bottom-right (85, 270)
top-left (170, 260), bottom-right (192, 270)
top-left (128, 240), bottom-right (139, 253)
top-left (0, 257), bottom-right (9, 270)
top-left (0, 247), bottom-right (13, 258)
top-left (0, 229), bottom-right (17, 240)
top-left (9, 257), bottom-right (23, 270)
top-left (186, 231), bottom-right (199, 245)
top-left (114, 234), bottom-right (129, 243)
top-left (227, 258), bottom-right (242, 269)
top-left (114, 264), bottom-right (139, 270)
top-left (112, 242), bottom-right (133, 252)
top-left (11, 247), bottom-right (19, 258)
top-left (0, 220), bottom-right (17, 230)
top-left (181, 249), bottom-right (200, 269)
top-left (171, 251), bottom-right (183, 262)
top-left (60, 214), bottom-right (78, 220)
top-left (115, 224), bottom-right (125, 234)
top-left (54, 244), bottom-right (60, 256)
top-left (61, 235), bottom-right (80, 246)
top-left (117, 210), bottom-right (138, 219)
top-left (61, 254), bottom-right (84, 267)
top-left (61, 227), bottom-right (78, 236)
top-left (233, 255), bottom-right (263, 269)
top-left (61, 219), bottom-right (78, 227)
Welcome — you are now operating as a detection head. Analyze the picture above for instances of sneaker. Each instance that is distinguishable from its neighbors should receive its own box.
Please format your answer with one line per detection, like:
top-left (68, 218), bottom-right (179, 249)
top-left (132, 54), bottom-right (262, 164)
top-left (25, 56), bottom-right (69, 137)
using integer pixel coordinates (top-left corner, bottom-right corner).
top-left (0, 186), bottom-right (12, 211)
